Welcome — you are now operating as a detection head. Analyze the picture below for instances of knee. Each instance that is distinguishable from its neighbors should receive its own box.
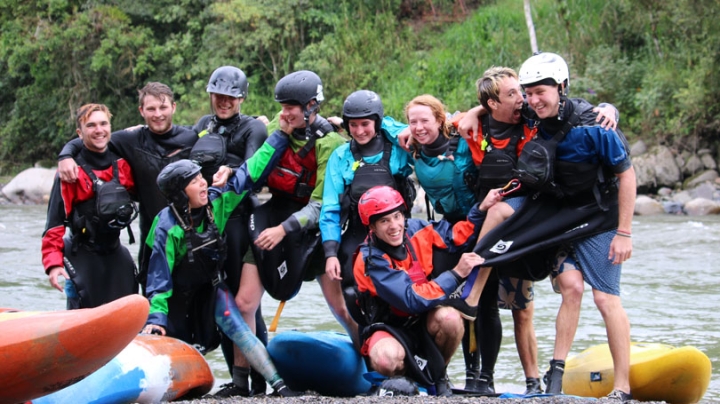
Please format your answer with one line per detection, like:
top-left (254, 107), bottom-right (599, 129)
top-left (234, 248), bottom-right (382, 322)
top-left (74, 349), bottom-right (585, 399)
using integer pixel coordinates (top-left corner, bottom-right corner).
top-left (370, 344), bottom-right (405, 376)
top-left (235, 293), bottom-right (257, 316)
top-left (560, 279), bottom-right (584, 303)
top-left (593, 291), bottom-right (620, 314)
top-left (432, 307), bottom-right (464, 336)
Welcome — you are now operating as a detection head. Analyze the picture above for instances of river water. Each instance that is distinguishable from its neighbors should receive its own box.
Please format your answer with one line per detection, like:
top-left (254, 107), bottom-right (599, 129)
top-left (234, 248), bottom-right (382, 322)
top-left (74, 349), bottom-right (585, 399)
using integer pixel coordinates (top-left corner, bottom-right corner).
top-left (1, 204), bottom-right (718, 402)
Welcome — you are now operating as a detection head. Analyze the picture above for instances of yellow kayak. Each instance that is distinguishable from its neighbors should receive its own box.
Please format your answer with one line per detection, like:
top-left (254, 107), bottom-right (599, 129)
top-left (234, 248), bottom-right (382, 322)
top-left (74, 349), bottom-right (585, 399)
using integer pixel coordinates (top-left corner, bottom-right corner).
top-left (564, 342), bottom-right (712, 404)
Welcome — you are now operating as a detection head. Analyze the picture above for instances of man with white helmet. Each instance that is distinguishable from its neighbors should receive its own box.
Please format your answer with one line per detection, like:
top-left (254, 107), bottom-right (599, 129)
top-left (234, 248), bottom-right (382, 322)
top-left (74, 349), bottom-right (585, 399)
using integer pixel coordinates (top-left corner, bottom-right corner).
top-left (512, 52), bottom-right (635, 401)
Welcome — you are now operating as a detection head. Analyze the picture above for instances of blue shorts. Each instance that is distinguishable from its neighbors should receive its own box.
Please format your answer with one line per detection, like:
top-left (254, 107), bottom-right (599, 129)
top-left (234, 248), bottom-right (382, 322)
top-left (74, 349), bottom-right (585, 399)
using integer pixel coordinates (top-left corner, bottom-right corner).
top-left (497, 277), bottom-right (534, 310)
top-left (503, 195), bottom-right (526, 211)
top-left (550, 230), bottom-right (622, 296)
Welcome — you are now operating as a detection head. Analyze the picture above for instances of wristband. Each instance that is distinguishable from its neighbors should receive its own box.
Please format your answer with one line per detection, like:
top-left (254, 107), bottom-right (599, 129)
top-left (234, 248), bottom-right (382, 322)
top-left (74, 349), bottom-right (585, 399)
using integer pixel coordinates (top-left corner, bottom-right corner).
top-left (616, 230), bottom-right (631, 238)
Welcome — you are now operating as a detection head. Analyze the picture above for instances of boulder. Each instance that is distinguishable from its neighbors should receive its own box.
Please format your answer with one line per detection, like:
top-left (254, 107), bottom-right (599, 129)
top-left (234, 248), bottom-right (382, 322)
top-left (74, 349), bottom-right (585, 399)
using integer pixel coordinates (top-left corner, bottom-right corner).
top-left (700, 152), bottom-right (717, 170)
top-left (652, 146), bottom-right (682, 188)
top-left (634, 195), bottom-right (665, 216)
top-left (683, 198), bottom-right (720, 216)
top-left (684, 170), bottom-right (719, 189)
top-left (631, 154), bottom-right (657, 193)
top-left (671, 190), bottom-right (693, 205)
top-left (1, 167), bottom-right (56, 204)
top-left (682, 154), bottom-right (704, 177)
top-left (629, 140), bottom-right (647, 156)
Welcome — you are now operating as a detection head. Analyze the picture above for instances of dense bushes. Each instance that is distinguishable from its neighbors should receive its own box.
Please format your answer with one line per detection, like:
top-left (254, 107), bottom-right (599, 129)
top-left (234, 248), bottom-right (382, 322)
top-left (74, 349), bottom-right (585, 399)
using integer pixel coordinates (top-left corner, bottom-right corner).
top-left (1, 0), bottom-right (718, 173)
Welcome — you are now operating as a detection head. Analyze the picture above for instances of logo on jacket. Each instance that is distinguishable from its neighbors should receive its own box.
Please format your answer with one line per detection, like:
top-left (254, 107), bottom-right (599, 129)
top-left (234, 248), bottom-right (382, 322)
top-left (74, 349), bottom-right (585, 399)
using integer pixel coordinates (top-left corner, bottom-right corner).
top-left (489, 239), bottom-right (514, 254)
top-left (277, 260), bottom-right (288, 279)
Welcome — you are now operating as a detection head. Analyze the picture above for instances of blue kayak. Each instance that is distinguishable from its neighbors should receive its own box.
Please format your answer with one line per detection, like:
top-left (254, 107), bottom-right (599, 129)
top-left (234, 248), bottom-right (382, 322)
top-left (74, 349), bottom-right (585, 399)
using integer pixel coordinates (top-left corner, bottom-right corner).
top-left (267, 330), bottom-right (372, 397)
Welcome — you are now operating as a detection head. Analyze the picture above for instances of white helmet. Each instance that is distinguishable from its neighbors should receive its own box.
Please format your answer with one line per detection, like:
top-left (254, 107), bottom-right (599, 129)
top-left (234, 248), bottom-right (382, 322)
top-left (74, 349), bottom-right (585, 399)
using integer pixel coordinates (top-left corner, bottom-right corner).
top-left (518, 52), bottom-right (570, 92)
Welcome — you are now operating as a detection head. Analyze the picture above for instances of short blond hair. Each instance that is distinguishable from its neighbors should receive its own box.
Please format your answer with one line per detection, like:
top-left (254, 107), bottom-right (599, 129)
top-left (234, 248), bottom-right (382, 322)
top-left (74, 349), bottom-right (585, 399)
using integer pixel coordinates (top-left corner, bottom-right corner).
top-left (476, 66), bottom-right (519, 110)
top-left (76, 103), bottom-right (112, 129)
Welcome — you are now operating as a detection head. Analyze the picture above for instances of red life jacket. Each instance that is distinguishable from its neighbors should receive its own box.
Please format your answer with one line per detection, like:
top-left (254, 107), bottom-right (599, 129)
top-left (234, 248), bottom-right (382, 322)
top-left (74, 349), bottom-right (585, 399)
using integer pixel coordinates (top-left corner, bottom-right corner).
top-left (266, 146), bottom-right (317, 204)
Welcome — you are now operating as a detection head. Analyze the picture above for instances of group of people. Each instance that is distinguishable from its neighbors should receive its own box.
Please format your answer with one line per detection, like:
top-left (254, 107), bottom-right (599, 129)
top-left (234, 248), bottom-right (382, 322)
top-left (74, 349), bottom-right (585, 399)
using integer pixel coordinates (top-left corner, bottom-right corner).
top-left (40, 51), bottom-right (636, 401)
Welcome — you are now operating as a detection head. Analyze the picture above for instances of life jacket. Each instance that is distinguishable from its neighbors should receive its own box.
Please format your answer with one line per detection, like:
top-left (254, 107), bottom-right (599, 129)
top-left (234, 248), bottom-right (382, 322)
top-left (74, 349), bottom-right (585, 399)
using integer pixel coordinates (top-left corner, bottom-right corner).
top-left (413, 133), bottom-right (473, 222)
top-left (165, 205), bottom-right (226, 354)
top-left (342, 137), bottom-right (416, 227)
top-left (265, 118), bottom-right (334, 204)
top-left (71, 155), bottom-right (138, 253)
top-left (470, 115), bottom-right (535, 200)
top-left (513, 99), bottom-right (617, 206)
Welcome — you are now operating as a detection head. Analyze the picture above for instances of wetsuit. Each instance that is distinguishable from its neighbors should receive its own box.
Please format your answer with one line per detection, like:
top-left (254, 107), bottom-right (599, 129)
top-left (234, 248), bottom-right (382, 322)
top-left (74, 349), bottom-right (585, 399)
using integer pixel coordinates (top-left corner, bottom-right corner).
top-left (191, 113), bottom-right (268, 377)
top-left (352, 206), bottom-right (486, 392)
top-left (320, 117), bottom-right (414, 288)
top-left (42, 148), bottom-right (138, 309)
top-left (247, 113), bottom-right (346, 300)
top-left (58, 125), bottom-right (199, 279)
top-left (144, 132), bottom-right (288, 384)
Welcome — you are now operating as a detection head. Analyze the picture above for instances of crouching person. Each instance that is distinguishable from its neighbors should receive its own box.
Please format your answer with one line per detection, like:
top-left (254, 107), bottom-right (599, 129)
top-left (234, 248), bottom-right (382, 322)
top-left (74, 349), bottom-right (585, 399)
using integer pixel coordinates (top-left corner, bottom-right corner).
top-left (141, 131), bottom-right (300, 397)
top-left (349, 185), bottom-right (501, 396)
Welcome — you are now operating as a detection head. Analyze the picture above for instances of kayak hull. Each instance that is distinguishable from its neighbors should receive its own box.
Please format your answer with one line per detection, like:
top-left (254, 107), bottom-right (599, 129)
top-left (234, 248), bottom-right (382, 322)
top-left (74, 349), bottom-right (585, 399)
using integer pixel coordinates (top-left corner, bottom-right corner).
top-left (267, 330), bottom-right (371, 397)
top-left (0, 295), bottom-right (149, 404)
top-left (32, 334), bottom-right (214, 404)
top-left (564, 342), bottom-right (712, 404)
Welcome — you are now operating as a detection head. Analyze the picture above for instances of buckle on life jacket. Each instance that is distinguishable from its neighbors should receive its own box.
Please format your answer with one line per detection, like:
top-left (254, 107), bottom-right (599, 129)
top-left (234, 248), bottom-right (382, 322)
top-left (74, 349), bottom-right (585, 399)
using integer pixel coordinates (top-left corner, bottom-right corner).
top-left (211, 271), bottom-right (223, 286)
top-left (499, 179), bottom-right (522, 197)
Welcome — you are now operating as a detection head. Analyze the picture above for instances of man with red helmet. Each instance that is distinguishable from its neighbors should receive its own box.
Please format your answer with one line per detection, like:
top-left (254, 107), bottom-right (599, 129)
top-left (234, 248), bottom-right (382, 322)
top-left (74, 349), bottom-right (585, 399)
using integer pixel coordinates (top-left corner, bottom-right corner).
top-left (348, 185), bottom-right (501, 396)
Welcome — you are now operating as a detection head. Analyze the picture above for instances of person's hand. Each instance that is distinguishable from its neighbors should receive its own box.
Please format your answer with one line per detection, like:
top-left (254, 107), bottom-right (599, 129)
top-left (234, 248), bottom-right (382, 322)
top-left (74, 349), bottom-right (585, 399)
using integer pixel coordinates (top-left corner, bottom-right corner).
top-left (594, 105), bottom-right (618, 131)
top-left (398, 126), bottom-right (412, 152)
top-left (256, 115), bottom-right (270, 125)
top-left (47, 266), bottom-right (69, 292)
top-left (279, 112), bottom-right (295, 135)
top-left (142, 324), bottom-right (166, 336)
top-left (479, 188), bottom-right (504, 211)
top-left (609, 234), bottom-right (632, 265)
top-left (453, 253), bottom-right (485, 278)
top-left (58, 158), bottom-right (79, 183)
top-left (255, 225), bottom-right (286, 250)
top-left (212, 165), bottom-right (232, 187)
top-left (327, 116), bottom-right (343, 130)
top-left (457, 105), bottom-right (485, 141)
top-left (325, 256), bottom-right (342, 281)
top-left (124, 124), bottom-right (143, 131)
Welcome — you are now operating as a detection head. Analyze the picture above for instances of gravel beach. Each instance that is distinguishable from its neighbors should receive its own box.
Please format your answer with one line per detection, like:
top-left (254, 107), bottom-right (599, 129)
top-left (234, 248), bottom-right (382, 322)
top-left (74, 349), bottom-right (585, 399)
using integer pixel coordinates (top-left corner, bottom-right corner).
top-left (176, 392), bottom-right (663, 404)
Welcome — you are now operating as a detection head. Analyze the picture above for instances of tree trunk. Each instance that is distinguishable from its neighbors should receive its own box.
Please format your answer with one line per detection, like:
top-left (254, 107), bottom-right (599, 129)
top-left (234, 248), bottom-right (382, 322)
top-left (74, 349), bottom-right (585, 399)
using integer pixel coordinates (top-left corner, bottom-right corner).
top-left (524, 0), bottom-right (538, 54)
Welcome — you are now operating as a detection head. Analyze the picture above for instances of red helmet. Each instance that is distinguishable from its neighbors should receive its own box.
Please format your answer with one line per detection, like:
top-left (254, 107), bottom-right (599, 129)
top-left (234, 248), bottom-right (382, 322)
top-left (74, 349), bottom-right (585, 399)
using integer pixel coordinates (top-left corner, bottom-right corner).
top-left (358, 186), bottom-right (406, 226)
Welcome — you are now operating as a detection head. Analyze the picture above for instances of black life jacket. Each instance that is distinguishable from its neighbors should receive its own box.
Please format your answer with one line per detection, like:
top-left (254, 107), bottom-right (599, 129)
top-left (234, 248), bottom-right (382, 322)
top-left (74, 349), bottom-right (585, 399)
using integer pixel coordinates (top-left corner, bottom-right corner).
top-left (474, 114), bottom-right (523, 195)
top-left (190, 127), bottom-right (228, 184)
top-left (165, 206), bottom-right (227, 354)
top-left (71, 155), bottom-right (138, 253)
top-left (342, 137), bottom-right (416, 227)
top-left (512, 100), bottom-right (593, 196)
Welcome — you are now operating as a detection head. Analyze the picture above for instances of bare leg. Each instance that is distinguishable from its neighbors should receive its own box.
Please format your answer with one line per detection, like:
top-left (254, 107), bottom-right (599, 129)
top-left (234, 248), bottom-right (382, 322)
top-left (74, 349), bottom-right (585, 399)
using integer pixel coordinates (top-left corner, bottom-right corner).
top-left (369, 335), bottom-right (406, 376)
top-left (233, 262), bottom-right (265, 368)
top-left (553, 269), bottom-right (584, 360)
top-left (317, 273), bottom-right (360, 349)
top-left (593, 290), bottom-right (631, 393)
top-left (426, 307), bottom-right (465, 364)
top-left (512, 303), bottom-right (539, 378)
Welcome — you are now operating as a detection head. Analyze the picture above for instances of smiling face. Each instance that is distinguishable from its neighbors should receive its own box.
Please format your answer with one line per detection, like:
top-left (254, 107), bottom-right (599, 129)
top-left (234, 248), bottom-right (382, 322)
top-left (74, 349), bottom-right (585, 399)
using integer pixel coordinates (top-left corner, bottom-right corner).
top-left (139, 94), bottom-right (175, 135)
top-left (211, 93), bottom-right (242, 120)
top-left (348, 118), bottom-right (377, 145)
top-left (524, 84), bottom-right (561, 119)
top-left (184, 173), bottom-right (208, 209)
top-left (369, 209), bottom-right (405, 247)
top-left (77, 110), bottom-right (111, 153)
top-left (488, 76), bottom-right (524, 125)
top-left (279, 103), bottom-right (307, 129)
top-left (407, 104), bottom-right (441, 145)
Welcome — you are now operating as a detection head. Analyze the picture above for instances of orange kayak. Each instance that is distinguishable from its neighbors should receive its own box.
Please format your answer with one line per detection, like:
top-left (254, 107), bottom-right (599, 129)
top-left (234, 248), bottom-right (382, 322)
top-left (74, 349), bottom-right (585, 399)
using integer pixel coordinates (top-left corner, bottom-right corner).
top-left (32, 334), bottom-right (214, 403)
top-left (0, 294), bottom-right (149, 404)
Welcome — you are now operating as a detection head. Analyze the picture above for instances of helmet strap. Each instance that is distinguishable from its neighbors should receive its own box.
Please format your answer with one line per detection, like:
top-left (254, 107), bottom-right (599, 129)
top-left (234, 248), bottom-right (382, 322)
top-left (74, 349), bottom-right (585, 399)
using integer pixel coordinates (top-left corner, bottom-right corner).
top-left (303, 102), bottom-right (320, 139)
top-left (557, 87), bottom-right (566, 121)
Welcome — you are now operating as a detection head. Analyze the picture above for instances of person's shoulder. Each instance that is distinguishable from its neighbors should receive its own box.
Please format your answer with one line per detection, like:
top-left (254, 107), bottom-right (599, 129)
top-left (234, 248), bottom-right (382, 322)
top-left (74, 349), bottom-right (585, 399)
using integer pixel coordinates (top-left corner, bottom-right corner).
top-left (317, 131), bottom-right (348, 149)
top-left (569, 98), bottom-right (599, 127)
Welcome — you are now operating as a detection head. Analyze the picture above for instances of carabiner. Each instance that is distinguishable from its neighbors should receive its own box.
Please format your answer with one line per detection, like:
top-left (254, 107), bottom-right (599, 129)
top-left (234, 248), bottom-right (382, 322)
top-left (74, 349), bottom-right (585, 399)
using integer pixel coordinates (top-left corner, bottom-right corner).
top-left (499, 179), bottom-right (522, 197)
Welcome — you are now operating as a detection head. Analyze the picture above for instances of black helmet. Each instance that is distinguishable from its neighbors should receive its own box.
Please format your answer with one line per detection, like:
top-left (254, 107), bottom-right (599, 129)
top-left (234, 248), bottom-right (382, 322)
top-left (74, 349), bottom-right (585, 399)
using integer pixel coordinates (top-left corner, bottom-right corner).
top-left (342, 90), bottom-right (384, 133)
top-left (274, 70), bottom-right (324, 106)
top-left (157, 159), bottom-right (202, 207)
top-left (207, 66), bottom-right (249, 98)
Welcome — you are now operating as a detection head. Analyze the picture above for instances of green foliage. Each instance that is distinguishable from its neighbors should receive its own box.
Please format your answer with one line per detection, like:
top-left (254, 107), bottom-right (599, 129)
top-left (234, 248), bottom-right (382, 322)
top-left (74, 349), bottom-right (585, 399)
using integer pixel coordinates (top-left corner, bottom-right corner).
top-left (1, 0), bottom-right (719, 165)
